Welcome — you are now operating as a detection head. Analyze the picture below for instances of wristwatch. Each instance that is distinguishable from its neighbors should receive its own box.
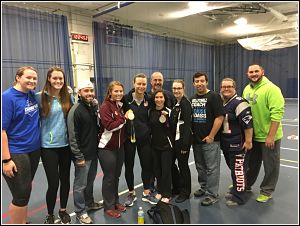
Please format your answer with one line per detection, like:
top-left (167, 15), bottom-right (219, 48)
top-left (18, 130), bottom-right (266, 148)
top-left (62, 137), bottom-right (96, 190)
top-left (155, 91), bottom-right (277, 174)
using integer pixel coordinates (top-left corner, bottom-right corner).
top-left (2, 158), bottom-right (12, 164)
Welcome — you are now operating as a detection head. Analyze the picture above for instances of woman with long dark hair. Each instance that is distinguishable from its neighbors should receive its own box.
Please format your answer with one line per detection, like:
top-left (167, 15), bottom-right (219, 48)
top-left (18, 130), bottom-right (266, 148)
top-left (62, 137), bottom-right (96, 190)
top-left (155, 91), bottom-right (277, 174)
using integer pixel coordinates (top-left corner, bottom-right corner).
top-left (36, 67), bottom-right (73, 224)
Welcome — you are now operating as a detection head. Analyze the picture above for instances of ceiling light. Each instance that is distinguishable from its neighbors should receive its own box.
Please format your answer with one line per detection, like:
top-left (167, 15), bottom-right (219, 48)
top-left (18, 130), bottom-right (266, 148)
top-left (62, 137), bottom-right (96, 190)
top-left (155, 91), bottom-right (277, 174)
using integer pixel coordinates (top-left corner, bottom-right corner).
top-left (234, 17), bottom-right (248, 26)
top-left (188, 2), bottom-right (208, 10)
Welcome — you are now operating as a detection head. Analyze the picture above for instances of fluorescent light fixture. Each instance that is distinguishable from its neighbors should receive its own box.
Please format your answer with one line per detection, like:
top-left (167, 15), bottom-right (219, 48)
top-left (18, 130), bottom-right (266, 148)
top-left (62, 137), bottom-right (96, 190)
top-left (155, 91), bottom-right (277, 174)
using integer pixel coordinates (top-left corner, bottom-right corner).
top-left (225, 25), bottom-right (257, 35)
top-left (234, 17), bottom-right (247, 26)
top-left (188, 2), bottom-right (208, 10)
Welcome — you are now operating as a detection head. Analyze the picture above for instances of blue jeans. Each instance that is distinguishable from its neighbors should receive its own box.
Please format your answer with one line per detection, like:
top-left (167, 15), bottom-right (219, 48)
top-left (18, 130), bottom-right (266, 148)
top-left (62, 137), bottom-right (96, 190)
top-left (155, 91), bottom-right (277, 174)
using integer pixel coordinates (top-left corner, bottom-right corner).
top-left (73, 159), bottom-right (98, 216)
top-left (193, 142), bottom-right (221, 197)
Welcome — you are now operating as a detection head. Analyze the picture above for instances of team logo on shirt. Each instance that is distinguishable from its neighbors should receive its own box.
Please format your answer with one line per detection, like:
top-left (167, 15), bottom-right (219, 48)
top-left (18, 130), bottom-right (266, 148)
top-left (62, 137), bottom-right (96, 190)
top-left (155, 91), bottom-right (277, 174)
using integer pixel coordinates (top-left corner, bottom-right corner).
top-left (25, 99), bottom-right (38, 117)
top-left (245, 93), bottom-right (258, 104)
top-left (242, 115), bottom-right (252, 125)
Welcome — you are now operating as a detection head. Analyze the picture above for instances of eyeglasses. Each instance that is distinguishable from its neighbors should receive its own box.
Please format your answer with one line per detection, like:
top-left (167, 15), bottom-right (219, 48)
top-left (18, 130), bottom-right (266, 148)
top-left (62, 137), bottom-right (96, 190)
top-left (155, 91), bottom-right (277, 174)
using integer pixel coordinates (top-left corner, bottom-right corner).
top-left (172, 87), bottom-right (183, 90)
top-left (220, 86), bottom-right (234, 89)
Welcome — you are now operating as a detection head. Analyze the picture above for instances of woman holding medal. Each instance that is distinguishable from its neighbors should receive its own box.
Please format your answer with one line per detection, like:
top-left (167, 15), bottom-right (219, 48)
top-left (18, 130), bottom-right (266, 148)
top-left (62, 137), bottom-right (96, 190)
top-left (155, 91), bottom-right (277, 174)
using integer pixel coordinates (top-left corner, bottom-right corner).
top-left (98, 81), bottom-right (128, 218)
top-left (122, 74), bottom-right (157, 207)
top-left (149, 89), bottom-right (174, 203)
top-left (170, 80), bottom-right (193, 203)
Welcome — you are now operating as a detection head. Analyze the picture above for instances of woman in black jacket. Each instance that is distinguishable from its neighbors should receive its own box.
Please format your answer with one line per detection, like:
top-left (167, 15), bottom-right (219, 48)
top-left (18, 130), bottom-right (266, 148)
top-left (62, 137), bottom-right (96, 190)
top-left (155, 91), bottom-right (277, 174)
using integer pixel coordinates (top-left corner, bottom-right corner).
top-left (149, 89), bottom-right (174, 203)
top-left (170, 80), bottom-right (193, 203)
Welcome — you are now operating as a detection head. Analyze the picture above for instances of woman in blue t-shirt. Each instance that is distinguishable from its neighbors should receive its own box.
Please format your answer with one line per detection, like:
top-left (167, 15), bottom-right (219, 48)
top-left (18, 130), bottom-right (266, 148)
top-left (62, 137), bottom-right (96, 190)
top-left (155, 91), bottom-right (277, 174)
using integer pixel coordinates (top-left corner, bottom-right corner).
top-left (2, 66), bottom-right (41, 224)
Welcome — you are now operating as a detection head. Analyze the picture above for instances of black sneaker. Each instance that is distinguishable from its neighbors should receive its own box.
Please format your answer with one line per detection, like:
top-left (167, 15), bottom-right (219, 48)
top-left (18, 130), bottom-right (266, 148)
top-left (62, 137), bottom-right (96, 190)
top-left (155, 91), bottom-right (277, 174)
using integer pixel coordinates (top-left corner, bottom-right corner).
top-left (44, 214), bottom-right (55, 224)
top-left (58, 210), bottom-right (71, 224)
top-left (86, 201), bottom-right (103, 211)
top-left (175, 194), bottom-right (189, 203)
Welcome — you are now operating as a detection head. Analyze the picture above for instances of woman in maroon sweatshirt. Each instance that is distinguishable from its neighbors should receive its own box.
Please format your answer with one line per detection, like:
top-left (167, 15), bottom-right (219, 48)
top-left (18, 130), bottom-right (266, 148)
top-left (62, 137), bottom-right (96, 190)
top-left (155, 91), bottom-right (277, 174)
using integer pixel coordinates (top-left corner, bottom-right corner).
top-left (98, 81), bottom-right (129, 219)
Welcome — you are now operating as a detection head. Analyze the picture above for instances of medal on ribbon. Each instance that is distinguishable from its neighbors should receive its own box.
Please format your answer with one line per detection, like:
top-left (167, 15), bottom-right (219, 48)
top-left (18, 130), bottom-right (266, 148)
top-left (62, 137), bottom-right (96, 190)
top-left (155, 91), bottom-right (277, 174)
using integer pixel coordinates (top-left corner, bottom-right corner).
top-left (128, 109), bottom-right (135, 120)
top-left (159, 114), bottom-right (166, 123)
top-left (127, 110), bottom-right (136, 143)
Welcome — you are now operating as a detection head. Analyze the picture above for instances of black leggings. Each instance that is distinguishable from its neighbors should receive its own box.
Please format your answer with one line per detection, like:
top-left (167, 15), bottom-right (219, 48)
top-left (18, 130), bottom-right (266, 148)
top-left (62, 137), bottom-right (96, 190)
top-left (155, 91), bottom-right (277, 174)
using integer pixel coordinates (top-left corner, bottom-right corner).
top-left (3, 150), bottom-right (41, 207)
top-left (41, 147), bottom-right (71, 214)
top-left (124, 139), bottom-right (152, 191)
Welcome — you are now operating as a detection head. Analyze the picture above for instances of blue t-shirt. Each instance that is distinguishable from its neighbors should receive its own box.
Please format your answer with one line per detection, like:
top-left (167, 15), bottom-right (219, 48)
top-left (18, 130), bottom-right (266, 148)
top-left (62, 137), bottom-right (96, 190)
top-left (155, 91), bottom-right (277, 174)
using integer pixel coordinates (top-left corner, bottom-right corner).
top-left (35, 92), bottom-right (74, 148)
top-left (2, 87), bottom-right (41, 154)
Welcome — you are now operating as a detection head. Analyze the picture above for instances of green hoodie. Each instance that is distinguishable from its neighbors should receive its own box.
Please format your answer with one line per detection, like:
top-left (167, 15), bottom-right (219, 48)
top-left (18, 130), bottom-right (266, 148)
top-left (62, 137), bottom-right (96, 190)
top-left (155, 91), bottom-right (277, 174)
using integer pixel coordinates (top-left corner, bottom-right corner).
top-left (242, 76), bottom-right (284, 142)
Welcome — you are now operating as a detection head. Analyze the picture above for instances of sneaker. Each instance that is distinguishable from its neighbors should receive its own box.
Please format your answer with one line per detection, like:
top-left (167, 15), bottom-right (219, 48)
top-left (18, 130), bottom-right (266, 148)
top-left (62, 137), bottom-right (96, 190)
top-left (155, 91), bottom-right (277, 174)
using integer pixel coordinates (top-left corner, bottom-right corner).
top-left (44, 214), bottom-right (55, 224)
top-left (175, 194), bottom-right (189, 203)
top-left (226, 199), bottom-right (239, 206)
top-left (58, 210), bottom-right (71, 224)
top-left (77, 213), bottom-right (92, 224)
top-left (224, 192), bottom-right (233, 199)
top-left (201, 196), bottom-right (219, 206)
top-left (124, 193), bottom-right (137, 207)
top-left (256, 194), bottom-right (272, 203)
top-left (194, 189), bottom-right (205, 197)
top-left (86, 201), bottom-right (103, 211)
top-left (142, 193), bottom-right (160, 205)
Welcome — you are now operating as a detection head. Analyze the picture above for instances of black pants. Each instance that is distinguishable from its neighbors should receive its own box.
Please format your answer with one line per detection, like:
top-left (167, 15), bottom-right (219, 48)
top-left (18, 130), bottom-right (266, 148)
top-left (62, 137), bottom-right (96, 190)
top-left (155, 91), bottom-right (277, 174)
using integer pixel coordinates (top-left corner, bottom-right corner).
top-left (3, 150), bottom-right (40, 207)
top-left (124, 139), bottom-right (152, 191)
top-left (226, 150), bottom-right (250, 204)
top-left (171, 140), bottom-right (191, 196)
top-left (152, 148), bottom-right (172, 198)
top-left (98, 146), bottom-right (124, 210)
top-left (41, 147), bottom-right (71, 214)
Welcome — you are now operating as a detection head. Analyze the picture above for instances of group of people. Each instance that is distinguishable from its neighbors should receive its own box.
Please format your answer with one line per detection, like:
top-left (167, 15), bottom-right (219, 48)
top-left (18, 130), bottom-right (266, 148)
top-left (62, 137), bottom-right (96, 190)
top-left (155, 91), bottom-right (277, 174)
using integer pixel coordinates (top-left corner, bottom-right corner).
top-left (2, 64), bottom-right (285, 224)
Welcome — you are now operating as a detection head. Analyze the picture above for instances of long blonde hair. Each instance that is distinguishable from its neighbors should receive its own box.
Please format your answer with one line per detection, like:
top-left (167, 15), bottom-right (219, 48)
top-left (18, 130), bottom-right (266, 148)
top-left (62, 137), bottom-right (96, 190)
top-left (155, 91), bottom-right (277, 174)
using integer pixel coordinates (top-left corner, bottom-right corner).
top-left (104, 81), bottom-right (124, 101)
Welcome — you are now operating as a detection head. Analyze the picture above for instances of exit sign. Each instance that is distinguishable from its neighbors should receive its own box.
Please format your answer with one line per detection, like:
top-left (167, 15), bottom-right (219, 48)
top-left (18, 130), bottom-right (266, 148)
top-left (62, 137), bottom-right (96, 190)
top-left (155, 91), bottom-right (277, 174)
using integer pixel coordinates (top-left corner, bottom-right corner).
top-left (71, 33), bottom-right (88, 42)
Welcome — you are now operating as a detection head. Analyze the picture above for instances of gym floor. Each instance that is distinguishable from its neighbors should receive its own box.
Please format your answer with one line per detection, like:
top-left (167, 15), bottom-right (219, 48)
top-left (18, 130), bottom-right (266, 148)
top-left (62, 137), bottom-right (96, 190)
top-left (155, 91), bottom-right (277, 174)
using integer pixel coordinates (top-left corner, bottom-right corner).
top-left (2, 99), bottom-right (298, 224)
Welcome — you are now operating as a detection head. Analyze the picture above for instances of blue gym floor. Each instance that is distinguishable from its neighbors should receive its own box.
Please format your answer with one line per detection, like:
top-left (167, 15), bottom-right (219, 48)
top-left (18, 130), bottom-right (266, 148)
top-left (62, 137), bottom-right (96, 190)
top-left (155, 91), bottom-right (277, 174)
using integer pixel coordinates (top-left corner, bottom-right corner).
top-left (2, 99), bottom-right (298, 224)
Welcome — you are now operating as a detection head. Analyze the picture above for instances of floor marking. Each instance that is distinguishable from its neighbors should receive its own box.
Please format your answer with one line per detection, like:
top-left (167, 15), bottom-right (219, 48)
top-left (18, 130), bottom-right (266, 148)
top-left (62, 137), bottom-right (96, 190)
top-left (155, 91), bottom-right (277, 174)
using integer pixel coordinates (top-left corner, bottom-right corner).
top-left (281, 147), bottom-right (298, 151)
top-left (282, 123), bottom-right (298, 127)
top-left (280, 158), bottom-right (298, 163)
top-left (282, 118), bottom-right (298, 122)
top-left (280, 164), bottom-right (298, 169)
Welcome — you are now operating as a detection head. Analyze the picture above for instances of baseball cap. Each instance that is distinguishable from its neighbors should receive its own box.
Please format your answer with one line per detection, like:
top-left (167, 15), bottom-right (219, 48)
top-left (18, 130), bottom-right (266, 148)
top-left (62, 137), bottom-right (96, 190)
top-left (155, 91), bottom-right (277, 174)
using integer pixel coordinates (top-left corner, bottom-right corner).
top-left (77, 80), bottom-right (94, 91)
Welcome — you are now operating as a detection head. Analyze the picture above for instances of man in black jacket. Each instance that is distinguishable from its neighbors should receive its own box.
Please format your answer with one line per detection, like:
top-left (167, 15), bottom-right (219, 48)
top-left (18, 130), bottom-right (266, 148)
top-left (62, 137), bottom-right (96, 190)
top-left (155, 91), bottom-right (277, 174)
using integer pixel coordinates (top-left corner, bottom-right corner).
top-left (67, 80), bottom-right (102, 224)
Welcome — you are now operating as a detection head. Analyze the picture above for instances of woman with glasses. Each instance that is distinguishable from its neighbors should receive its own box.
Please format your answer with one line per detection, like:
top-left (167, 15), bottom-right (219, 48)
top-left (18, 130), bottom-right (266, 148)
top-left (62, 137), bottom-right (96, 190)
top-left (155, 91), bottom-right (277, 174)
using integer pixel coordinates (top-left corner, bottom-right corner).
top-left (170, 80), bottom-right (193, 203)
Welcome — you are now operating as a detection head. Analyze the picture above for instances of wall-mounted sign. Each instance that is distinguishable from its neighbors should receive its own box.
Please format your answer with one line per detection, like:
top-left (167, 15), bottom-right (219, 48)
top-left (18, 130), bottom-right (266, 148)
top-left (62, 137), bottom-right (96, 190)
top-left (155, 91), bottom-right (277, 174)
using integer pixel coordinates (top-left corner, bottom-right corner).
top-left (71, 33), bottom-right (88, 42)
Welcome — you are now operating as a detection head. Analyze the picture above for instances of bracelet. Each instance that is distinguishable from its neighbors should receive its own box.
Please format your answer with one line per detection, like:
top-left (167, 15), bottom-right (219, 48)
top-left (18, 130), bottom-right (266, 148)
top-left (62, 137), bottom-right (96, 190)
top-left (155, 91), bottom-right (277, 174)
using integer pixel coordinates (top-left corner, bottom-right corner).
top-left (2, 158), bottom-right (12, 164)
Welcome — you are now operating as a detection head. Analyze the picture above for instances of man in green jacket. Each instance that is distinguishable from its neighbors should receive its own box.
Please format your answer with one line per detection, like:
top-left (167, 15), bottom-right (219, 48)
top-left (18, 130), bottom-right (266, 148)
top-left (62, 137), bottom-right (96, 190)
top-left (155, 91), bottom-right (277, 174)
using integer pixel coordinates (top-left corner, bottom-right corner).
top-left (243, 64), bottom-right (284, 203)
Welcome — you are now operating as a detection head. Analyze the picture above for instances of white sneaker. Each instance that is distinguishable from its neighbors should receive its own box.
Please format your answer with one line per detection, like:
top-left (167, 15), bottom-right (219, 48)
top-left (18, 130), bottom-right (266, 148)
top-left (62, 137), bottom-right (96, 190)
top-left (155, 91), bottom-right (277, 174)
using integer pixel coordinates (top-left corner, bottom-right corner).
top-left (77, 213), bottom-right (93, 224)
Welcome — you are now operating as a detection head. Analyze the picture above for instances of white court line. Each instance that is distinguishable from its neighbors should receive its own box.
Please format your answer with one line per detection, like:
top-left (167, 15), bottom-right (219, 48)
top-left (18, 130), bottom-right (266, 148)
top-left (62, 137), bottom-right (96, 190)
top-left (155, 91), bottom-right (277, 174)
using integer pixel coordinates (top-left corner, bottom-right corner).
top-left (282, 123), bottom-right (298, 127)
top-left (282, 118), bottom-right (298, 122)
top-left (280, 164), bottom-right (298, 169)
top-left (281, 147), bottom-right (298, 151)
